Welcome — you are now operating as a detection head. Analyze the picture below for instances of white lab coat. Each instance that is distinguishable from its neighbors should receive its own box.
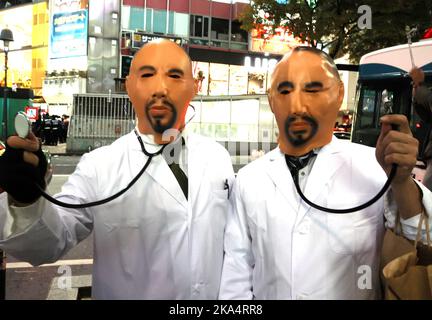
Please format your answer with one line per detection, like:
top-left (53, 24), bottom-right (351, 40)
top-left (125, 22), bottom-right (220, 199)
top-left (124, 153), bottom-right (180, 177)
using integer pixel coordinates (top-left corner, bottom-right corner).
top-left (219, 137), bottom-right (432, 300)
top-left (0, 131), bottom-right (234, 299)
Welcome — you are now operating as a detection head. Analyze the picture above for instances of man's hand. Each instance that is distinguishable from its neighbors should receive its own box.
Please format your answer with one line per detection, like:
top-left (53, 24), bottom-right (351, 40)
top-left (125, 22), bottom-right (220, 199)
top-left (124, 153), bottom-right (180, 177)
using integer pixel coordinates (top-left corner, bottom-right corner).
top-left (409, 67), bottom-right (425, 88)
top-left (0, 132), bottom-right (48, 204)
top-left (375, 115), bottom-right (418, 185)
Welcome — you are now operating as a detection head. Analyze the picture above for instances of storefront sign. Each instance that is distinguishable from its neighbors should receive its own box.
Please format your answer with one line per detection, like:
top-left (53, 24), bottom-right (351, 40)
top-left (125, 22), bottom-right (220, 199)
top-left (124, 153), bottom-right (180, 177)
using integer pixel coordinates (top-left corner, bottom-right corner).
top-left (132, 32), bottom-right (183, 49)
top-left (52, 0), bottom-right (88, 13)
top-left (50, 9), bottom-right (88, 59)
top-left (244, 56), bottom-right (278, 72)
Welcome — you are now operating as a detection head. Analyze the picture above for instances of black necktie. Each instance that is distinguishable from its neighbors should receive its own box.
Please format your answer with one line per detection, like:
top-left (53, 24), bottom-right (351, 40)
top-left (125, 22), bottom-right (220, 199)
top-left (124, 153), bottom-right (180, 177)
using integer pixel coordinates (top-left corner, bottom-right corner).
top-left (166, 138), bottom-right (188, 199)
top-left (285, 151), bottom-right (316, 182)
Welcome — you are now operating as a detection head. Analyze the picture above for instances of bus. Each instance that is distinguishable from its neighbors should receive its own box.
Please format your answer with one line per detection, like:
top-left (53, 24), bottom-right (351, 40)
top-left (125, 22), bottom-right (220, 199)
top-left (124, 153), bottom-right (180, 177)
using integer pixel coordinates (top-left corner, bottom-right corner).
top-left (351, 39), bottom-right (432, 164)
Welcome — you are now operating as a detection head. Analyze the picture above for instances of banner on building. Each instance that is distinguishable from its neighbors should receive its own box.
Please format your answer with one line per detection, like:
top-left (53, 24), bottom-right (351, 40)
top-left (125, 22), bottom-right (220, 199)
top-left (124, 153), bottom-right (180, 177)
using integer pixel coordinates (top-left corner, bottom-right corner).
top-left (50, 9), bottom-right (88, 59)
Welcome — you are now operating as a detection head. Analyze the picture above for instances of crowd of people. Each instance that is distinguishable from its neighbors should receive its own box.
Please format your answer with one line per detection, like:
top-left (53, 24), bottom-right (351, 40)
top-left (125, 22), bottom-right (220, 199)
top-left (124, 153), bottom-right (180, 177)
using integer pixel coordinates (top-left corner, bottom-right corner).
top-left (32, 113), bottom-right (70, 146)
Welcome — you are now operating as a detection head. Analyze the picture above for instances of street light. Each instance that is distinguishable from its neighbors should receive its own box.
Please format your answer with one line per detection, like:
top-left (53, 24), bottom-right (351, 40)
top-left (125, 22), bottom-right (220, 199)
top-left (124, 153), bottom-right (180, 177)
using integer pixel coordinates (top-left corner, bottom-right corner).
top-left (1, 27), bottom-right (13, 141)
top-left (0, 27), bottom-right (13, 301)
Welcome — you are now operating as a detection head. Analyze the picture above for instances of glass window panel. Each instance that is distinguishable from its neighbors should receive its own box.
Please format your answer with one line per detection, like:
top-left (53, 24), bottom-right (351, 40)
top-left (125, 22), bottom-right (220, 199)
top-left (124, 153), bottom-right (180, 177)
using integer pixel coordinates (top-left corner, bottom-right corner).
top-left (231, 99), bottom-right (259, 124)
top-left (230, 124), bottom-right (258, 142)
top-left (190, 15), bottom-right (194, 36)
top-left (248, 72), bottom-right (266, 94)
top-left (168, 11), bottom-right (174, 34)
top-left (203, 17), bottom-right (209, 37)
top-left (209, 63), bottom-right (229, 96)
top-left (211, 18), bottom-right (229, 40)
top-left (229, 65), bottom-right (248, 95)
top-left (258, 98), bottom-right (274, 126)
top-left (194, 15), bottom-right (203, 37)
top-left (231, 20), bottom-right (248, 42)
top-left (146, 9), bottom-right (152, 31)
top-left (200, 123), bottom-right (215, 139)
top-left (193, 62), bottom-right (209, 96)
top-left (173, 12), bottom-right (188, 37)
top-left (153, 10), bottom-right (166, 33)
top-left (129, 7), bottom-right (144, 30)
top-left (201, 100), bottom-right (231, 123)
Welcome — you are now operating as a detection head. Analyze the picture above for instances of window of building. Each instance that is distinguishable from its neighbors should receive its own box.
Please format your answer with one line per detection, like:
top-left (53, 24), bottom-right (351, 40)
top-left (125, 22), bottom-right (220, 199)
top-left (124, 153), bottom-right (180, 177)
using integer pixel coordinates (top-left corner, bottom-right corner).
top-left (231, 20), bottom-right (248, 43)
top-left (129, 6), bottom-right (144, 30)
top-left (248, 72), bottom-right (267, 94)
top-left (209, 63), bottom-right (229, 96)
top-left (211, 18), bottom-right (229, 41)
top-left (193, 62), bottom-right (209, 95)
top-left (173, 12), bottom-right (188, 37)
top-left (153, 10), bottom-right (167, 34)
top-left (229, 65), bottom-right (248, 95)
top-left (190, 15), bottom-right (209, 38)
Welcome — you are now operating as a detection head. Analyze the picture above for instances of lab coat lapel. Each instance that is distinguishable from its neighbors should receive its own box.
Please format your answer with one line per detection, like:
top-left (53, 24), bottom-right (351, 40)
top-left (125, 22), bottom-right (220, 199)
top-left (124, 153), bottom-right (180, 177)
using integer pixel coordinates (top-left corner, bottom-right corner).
top-left (128, 132), bottom-right (188, 209)
top-left (145, 155), bottom-right (188, 208)
top-left (265, 148), bottom-right (299, 213)
top-left (296, 138), bottom-right (345, 222)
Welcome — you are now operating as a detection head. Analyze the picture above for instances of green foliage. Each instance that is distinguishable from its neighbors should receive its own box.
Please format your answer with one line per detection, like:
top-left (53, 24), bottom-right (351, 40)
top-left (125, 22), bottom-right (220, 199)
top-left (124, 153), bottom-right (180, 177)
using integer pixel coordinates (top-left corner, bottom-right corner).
top-left (239, 0), bottom-right (432, 63)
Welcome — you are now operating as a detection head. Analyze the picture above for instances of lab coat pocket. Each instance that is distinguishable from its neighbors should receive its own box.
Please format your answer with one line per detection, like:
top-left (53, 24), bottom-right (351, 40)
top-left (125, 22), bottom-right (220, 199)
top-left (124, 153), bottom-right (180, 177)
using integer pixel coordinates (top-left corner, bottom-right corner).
top-left (104, 220), bottom-right (141, 276)
top-left (327, 213), bottom-right (377, 255)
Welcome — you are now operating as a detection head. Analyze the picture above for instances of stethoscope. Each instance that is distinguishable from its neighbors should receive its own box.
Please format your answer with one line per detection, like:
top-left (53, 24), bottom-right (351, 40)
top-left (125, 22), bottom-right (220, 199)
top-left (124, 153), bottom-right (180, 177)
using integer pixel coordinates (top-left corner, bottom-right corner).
top-left (13, 105), bottom-right (196, 209)
top-left (289, 125), bottom-right (399, 214)
top-left (15, 108), bottom-right (398, 213)
top-left (291, 160), bottom-right (397, 214)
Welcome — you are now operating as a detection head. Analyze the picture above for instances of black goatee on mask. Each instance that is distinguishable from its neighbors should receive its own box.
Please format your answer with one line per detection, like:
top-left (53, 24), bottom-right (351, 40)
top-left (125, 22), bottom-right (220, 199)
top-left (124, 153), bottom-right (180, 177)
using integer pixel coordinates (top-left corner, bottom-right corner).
top-left (284, 114), bottom-right (318, 147)
top-left (144, 99), bottom-right (178, 134)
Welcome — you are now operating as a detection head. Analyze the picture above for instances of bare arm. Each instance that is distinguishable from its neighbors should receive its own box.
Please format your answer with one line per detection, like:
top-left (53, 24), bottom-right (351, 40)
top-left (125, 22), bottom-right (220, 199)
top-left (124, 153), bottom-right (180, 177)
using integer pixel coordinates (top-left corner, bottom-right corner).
top-left (376, 114), bottom-right (422, 219)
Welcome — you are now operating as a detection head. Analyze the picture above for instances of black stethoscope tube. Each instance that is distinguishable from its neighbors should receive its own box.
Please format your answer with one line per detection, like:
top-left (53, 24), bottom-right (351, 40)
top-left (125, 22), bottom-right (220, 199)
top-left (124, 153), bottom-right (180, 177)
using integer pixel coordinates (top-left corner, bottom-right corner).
top-left (293, 163), bottom-right (397, 213)
top-left (33, 104), bottom-right (197, 209)
top-left (36, 130), bottom-right (167, 209)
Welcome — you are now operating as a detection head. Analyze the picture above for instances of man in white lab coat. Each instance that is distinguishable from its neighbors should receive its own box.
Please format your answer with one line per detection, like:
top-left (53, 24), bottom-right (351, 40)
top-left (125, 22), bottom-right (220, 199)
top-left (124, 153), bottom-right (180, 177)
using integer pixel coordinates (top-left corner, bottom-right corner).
top-left (219, 46), bottom-right (432, 300)
top-left (0, 40), bottom-right (234, 299)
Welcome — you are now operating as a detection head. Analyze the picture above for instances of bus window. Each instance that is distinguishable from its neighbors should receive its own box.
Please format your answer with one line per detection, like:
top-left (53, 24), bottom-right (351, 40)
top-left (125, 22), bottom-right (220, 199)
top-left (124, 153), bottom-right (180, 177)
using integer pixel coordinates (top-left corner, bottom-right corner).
top-left (358, 88), bottom-right (376, 128)
top-left (379, 89), bottom-right (394, 115)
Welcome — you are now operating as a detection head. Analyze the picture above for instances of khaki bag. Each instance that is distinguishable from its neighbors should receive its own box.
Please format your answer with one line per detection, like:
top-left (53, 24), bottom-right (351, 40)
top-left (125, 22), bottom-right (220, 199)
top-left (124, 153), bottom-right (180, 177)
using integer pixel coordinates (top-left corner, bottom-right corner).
top-left (381, 212), bottom-right (432, 300)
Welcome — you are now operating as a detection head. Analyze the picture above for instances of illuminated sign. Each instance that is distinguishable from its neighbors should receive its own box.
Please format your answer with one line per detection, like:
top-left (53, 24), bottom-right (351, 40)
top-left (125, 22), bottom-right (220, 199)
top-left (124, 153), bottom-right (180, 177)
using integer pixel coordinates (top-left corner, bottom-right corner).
top-left (250, 27), bottom-right (304, 55)
top-left (52, 0), bottom-right (88, 13)
top-left (132, 32), bottom-right (183, 49)
top-left (244, 56), bottom-right (278, 72)
top-left (50, 9), bottom-right (88, 59)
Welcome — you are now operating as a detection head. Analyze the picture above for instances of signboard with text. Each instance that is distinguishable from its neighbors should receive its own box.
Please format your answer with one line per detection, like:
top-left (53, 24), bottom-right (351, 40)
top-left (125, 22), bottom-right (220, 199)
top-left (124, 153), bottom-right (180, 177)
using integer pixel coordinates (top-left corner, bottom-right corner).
top-left (50, 9), bottom-right (88, 59)
top-left (132, 32), bottom-right (183, 49)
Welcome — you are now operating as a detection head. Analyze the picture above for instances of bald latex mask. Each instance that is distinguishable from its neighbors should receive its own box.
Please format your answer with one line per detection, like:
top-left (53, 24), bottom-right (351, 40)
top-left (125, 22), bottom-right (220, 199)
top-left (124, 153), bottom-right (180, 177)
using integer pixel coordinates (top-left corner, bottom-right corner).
top-left (269, 47), bottom-right (344, 156)
top-left (126, 39), bottom-right (197, 144)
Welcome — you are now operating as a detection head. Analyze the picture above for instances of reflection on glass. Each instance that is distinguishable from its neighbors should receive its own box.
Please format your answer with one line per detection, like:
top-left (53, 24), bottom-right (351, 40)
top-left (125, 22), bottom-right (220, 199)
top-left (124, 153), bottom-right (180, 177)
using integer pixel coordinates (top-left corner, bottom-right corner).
top-left (193, 62), bottom-right (209, 95)
top-left (229, 65), bottom-right (248, 95)
top-left (248, 72), bottom-right (266, 94)
top-left (209, 63), bottom-right (229, 96)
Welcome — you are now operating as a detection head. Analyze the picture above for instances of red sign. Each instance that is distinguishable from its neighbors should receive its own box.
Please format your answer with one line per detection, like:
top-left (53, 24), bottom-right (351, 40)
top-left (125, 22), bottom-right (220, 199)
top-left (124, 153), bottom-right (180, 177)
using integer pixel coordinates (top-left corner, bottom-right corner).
top-left (25, 106), bottom-right (39, 121)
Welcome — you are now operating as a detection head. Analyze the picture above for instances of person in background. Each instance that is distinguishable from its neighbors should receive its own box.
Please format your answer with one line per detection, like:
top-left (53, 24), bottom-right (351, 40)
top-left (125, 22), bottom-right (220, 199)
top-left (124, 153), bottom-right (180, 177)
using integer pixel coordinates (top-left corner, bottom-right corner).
top-left (410, 66), bottom-right (432, 191)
